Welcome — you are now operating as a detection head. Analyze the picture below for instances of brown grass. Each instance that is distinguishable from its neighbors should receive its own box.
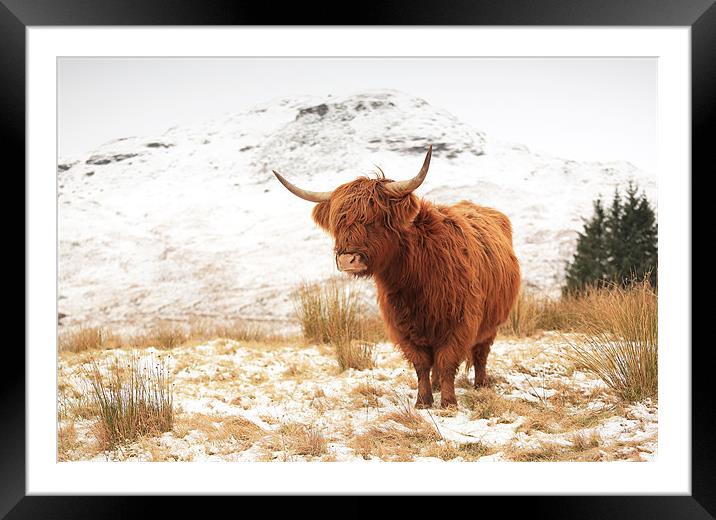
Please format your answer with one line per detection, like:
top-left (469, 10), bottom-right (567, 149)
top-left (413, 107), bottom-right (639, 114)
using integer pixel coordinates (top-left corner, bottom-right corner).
top-left (57, 421), bottom-right (80, 461)
top-left (499, 279), bottom-right (658, 342)
top-left (189, 319), bottom-right (285, 344)
top-left (350, 381), bottom-right (386, 408)
top-left (87, 354), bottom-right (174, 450)
top-left (506, 432), bottom-right (605, 462)
top-left (294, 278), bottom-right (381, 370)
top-left (566, 279), bottom-right (658, 402)
top-left (498, 280), bottom-right (658, 403)
top-left (59, 327), bottom-right (122, 353)
top-left (422, 441), bottom-right (495, 461)
top-left (499, 291), bottom-right (574, 337)
top-left (221, 417), bottom-right (266, 447)
top-left (141, 322), bottom-right (188, 349)
top-left (517, 405), bottom-right (615, 435)
top-left (58, 317), bottom-right (289, 355)
top-left (282, 360), bottom-right (311, 378)
top-left (173, 413), bottom-right (265, 450)
top-left (351, 425), bottom-right (422, 462)
top-left (351, 401), bottom-right (441, 461)
top-left (460, 388), bottom-right (537, 422)
top-left (333, 338), bottom-right (377, 371)
top-left (266, 422), bottom-right (328, 460)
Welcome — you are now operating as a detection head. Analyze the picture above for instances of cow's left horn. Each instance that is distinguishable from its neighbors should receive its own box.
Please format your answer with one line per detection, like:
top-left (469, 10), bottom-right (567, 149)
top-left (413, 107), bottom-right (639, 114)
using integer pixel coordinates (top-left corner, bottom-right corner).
top-left (385, 145), bottom-right (432, 194)
top-left (272, 171), bottom-right (333, 203)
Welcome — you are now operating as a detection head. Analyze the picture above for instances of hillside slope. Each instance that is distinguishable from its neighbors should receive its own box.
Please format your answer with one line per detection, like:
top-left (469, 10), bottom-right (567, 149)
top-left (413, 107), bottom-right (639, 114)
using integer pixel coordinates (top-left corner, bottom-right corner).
top-left (58, 89), bottom-right (656, 331)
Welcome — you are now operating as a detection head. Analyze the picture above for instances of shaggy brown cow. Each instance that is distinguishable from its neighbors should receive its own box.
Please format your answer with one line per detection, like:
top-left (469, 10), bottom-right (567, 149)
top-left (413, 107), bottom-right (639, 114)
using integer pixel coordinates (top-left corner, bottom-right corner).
top-left (273, 146), bottom-right (520, 408)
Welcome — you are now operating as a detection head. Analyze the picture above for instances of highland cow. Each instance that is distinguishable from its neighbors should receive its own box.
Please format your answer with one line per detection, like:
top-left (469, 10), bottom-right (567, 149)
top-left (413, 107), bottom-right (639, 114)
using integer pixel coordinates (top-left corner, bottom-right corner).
top-left (273, 146), bottom-right (520, 408)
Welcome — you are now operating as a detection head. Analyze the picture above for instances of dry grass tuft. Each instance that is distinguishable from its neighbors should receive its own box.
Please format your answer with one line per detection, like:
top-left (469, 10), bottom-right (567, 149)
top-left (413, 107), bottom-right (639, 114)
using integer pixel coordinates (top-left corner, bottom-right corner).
top-left (383, 400), bottom-right (442, 439)
top-left (59, 327), bottom-right (122, 353)
top-left (569, 430), bottom-right (602, 451)
top-left (87, 354), bottom-right (174, 450)
top-left (351, 400), bottom-right (441, 461)
top-left (460, 388), bottom-right (537, 422)
top-left (294, 278), bottom-right (355, 344)
top-left (282, 361), bottom-right (310, 378)
top-left (507, 432), bottom-right (604, 462)
top-left (189, 319), bottom-right (281, 344)
top-left (566, 279), bottom-right (657, 402)
top-left (172, 413), bottom-right (265, 451)
top-left (57, 421), bottom-right (80, 461)
top-left (267, 423), bottom-right (328, 459)
top-left (293, 278), bottom-right (383, 370)
top-left (517, 403), bottom-right (616, 435)
top-left (423, 441), bottom-right (495, 461)
top-left (219, 417), bottom-right (266, 448)
top-left (499, 291), bottom-right (573, 337)
top-left (139, 323), bottom-right (188, 349)
top-left (333, 338), bottom-right (377, 371)
top-left (351, 381), bottom-right (386, 408)
top-left (351, 426), bottom-right (418, 461)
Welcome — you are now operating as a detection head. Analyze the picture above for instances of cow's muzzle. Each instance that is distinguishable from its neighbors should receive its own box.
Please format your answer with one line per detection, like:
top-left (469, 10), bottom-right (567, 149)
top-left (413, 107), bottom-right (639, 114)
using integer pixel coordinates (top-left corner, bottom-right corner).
top-left (336, 253), bottom-right (368, 273)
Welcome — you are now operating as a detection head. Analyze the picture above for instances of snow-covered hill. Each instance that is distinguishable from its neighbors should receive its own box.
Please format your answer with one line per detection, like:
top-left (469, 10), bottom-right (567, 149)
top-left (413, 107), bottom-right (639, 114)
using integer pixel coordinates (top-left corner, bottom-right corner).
top-left (58, 89), bottom-right (656, 331)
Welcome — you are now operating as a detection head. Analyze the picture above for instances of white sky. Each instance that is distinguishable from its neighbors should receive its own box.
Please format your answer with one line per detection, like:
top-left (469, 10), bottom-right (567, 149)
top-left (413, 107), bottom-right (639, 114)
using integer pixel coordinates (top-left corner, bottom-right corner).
top-left (58, 57), bottom-right (656, 173)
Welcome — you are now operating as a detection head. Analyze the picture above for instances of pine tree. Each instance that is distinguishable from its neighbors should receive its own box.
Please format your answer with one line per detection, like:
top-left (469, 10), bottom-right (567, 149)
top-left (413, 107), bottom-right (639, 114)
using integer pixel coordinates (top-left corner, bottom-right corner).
top-left (565, 182), bottom-right (657, 293)
top-left (632, 191), bottom-right (658, 285)
top-left (605, 187), bottom-right (625, 281)
top-left (565, 198), bottom-right (609, 293)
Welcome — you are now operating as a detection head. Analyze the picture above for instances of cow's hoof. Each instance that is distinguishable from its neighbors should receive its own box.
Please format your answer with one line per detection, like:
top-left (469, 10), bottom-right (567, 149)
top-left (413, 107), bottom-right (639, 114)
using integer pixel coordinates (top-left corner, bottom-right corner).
top-left (415, 395), bottom-right (433, 409)
top-left (440, 398), bottom-right (458, 409)
top-left (474, 373), bottom-right (489, 388)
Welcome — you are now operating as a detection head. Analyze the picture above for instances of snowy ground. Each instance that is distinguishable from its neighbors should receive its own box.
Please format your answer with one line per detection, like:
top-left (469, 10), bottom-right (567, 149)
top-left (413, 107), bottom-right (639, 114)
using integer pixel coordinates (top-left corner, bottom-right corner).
top-left (57, 332), bottom-right (657, 462)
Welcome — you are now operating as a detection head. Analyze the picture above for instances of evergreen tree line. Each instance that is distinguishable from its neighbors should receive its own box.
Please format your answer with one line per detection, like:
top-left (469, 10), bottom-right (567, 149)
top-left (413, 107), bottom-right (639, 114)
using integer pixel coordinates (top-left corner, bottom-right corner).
top-left (565, 182), bottom-right (657, 294)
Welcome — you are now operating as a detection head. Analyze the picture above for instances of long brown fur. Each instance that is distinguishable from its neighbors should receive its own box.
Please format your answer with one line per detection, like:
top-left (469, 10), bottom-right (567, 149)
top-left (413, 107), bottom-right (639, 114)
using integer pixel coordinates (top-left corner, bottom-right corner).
top-left (310, 176), bottom-right (520, 408)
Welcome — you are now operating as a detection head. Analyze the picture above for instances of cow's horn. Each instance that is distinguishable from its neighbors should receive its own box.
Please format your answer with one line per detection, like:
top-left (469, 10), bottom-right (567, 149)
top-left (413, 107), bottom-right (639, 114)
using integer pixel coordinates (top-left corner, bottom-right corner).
top-left (272, 171), bottom-right (333, 203)
top-left (386, 145), bottom-right (432, 194)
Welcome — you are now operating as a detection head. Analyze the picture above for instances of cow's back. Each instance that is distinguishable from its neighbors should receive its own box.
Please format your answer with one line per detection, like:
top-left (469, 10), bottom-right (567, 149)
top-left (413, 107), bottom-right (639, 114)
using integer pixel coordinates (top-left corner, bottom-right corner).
top-left (452, 200), bottom-right (514, 244)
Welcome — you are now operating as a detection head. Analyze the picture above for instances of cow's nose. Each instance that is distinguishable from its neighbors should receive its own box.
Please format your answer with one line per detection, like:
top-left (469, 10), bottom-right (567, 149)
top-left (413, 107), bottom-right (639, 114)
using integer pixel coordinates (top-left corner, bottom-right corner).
top-left (337, 253), bottom-right (366, 272)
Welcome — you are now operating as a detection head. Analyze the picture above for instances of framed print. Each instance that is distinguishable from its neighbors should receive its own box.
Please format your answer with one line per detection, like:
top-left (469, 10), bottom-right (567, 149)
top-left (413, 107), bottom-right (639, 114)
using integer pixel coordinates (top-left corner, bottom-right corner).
top-left (6, 0), bottom-right (712, 516)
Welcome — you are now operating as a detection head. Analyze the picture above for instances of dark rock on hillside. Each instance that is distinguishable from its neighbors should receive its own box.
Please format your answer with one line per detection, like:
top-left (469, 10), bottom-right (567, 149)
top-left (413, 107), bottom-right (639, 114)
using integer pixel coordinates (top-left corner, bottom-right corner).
top-left (57, 162), bottom-right (76, 172)
top-left (297, 104), bottom-right (330, 119)
top-left (86, 153), bottom-right (139, 165)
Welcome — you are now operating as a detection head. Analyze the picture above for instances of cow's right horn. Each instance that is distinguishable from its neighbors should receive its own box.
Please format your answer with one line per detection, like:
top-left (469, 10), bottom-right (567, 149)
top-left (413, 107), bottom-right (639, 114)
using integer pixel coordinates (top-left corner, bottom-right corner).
top-left (385, 144), bottom-right (432, 194)
top-left (272, 171), bottom-right (333, 203)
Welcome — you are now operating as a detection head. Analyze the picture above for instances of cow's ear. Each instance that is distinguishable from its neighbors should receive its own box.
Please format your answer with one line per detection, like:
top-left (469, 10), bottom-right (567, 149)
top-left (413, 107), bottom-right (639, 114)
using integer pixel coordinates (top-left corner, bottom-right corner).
top-left (312, 201), bottom-right (331, 231)
top-left (390, 193), bottom-right (420, 226)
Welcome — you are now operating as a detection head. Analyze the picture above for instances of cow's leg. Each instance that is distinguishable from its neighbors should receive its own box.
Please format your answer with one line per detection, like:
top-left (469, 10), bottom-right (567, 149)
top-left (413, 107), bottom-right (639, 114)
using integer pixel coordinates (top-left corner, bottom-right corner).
top-left (471, 333), bottom-right (497, 388)
top-left (435, 348), bottom-right (461, 408)
top-left (430, 367), bottom-right (440, 392)
top-left (410, 348), bottom-right (434, 408)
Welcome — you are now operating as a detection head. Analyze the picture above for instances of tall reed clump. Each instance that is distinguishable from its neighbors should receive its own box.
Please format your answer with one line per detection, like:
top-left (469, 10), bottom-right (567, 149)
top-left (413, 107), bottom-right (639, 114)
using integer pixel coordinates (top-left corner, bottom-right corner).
top-left (88, 354), bottom-right (174, 449)
top-left (294, 278), bottom-right (381, 370)
top-left (566, 279), bottom-right (658, 402)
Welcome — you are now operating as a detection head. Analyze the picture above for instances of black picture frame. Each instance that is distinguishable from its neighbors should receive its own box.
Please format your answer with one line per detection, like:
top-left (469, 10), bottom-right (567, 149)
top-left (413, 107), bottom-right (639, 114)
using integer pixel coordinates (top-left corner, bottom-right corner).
top-left (6, 0), bottom-right (709, 516)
